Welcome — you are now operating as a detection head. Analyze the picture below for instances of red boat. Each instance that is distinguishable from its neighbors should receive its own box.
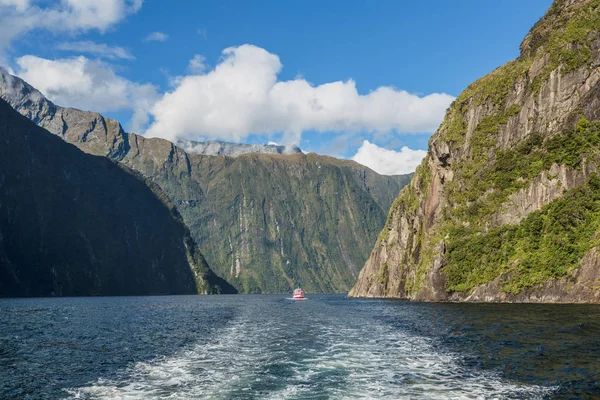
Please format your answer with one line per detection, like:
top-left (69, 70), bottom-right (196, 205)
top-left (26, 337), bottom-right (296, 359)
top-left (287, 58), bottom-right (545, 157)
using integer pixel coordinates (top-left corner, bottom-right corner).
top-left (293, 288), bottom-right (305, 299)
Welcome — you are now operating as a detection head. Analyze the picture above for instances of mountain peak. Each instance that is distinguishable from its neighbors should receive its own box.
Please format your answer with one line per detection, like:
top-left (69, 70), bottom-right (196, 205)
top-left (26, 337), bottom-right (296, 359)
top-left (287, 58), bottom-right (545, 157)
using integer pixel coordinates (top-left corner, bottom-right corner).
top-left (176, 139), bottom-right (302, 157)
top-left (519, 0), bottom-right (598, 59)
top-left (350, 0), bottom-right (600, 302)
top-left (0, 66), bottom-right (53, 121)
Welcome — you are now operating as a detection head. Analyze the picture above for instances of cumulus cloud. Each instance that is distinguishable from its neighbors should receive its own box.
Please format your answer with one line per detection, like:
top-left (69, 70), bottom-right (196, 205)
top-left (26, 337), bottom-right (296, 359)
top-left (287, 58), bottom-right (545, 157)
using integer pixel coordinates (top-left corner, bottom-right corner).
top-left (10, 44), bottom-right (452, 153)
top-left (352, 140), bottom-right (427, 175)
top-left (57, 41), bottom-right (134, 60)
top-left (15, 55), bottom-right (157, 132)
top-left (187, 54), bottom-right (206, 73)
top-left (144, 32), bottom-right (168, 42)
top-left (145, 45), bottom-right (454, 144)
top-left (0, 0), bottom-right (143, 49)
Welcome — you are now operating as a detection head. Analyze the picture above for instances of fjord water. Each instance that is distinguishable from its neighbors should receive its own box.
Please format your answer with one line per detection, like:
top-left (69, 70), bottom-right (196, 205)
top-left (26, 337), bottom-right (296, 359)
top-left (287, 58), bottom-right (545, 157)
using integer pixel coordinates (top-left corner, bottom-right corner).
top-left (1, 295), bottom-right (599, 399)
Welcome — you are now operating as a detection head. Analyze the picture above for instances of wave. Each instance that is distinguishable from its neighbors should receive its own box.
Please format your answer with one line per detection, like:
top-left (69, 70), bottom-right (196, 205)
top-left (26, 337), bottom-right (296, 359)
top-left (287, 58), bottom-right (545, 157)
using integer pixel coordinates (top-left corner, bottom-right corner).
top-left (65, 299), bottom-right (554, 399)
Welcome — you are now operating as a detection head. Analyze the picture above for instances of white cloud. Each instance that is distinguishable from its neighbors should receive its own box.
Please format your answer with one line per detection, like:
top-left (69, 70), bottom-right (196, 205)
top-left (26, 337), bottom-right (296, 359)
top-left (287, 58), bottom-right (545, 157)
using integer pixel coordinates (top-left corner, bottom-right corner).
top-left (0, 52), bottom-right (12, 72)
top-left (187, 54), bottom-right (206, 73)
top-left (145, 45), bottom-right (454, 144)
top-left (57, 41), bottom-right (134, 60)
top-left (0, 0), bottom-right (28, 12)
top-left (0, 0), bottom-right (143, 49)
top-left (144, 32), bottom-right (168, 42)
top-left (15, 55), bottom-right (157, 133)
top-left (59, 0), bottom-right (142, 30)
top-left (352, 140), bottom-right (426, 175)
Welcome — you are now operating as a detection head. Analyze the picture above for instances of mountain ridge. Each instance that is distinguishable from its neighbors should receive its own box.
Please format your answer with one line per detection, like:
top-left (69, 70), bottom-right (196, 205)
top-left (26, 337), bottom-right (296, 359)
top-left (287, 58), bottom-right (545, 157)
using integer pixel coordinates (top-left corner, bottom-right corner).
top-left (0, 69), bottom-right (412, 293)
top-left (0, 97), bottom-right (236, 296)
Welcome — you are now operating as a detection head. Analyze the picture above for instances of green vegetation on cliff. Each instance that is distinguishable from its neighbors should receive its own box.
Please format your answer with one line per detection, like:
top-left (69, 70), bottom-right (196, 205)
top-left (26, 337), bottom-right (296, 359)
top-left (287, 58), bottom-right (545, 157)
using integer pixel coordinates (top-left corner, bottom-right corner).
top-left (447, 0), bottom-right (600, 116)
top-left (448, 119), bottom-right (600, 223)
top-left (430, 0), bottom-right (600, 295)
top-left (378, 158), bottom-right (430, 245)
top-left (178, 153), bottom-right (409, 294)
top-left (527, 0), bottom-right (600, 89)
top-left (446, 173), bottom-right (600, 294)
top-left (442, 120), bottom-right (600, 293)
top-left (444, 119), bottom-right (600, 294)
top-left (351, 0), bottom-right (600, 301)
top-left (440, 0), bottom-right (600, 146)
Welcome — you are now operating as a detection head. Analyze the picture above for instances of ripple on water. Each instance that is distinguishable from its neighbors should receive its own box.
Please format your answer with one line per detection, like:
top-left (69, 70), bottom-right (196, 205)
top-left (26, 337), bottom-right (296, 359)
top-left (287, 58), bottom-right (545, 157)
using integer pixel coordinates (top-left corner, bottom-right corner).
top-left (64, 297), bottom-right (555, 400)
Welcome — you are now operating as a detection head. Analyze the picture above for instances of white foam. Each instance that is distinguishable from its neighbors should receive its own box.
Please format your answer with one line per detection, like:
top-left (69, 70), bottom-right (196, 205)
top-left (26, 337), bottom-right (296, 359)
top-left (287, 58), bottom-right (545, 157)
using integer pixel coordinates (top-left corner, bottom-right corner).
top-left (65, 302), bottom-right (555, 400)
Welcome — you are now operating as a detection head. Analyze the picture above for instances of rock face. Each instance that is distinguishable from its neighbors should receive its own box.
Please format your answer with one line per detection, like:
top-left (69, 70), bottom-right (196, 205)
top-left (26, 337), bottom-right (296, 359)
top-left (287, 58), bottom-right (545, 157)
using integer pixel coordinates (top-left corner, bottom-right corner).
top-left (350, 0), bottom-right (600, 303)
top-left (176, 153), bottom-right (411, 293)
top-left (0, 99), bottom-right (236, 297)
top-left (0, 69), bottom-right (411, 293)
top-left (177, 139), bottom-right (302, 157)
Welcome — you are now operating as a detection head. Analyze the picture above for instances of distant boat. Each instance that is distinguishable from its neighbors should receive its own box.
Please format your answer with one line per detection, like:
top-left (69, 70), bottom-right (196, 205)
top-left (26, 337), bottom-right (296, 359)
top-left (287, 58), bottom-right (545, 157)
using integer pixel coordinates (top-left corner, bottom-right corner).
top-left (293, 288), bottom-right (305, 300)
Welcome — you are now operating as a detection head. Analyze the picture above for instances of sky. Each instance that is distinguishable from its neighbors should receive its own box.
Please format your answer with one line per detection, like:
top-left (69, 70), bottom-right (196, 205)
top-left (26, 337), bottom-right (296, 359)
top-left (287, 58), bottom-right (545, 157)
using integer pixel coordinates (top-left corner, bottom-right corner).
top-left (0, 0), bottom-right (553, 175)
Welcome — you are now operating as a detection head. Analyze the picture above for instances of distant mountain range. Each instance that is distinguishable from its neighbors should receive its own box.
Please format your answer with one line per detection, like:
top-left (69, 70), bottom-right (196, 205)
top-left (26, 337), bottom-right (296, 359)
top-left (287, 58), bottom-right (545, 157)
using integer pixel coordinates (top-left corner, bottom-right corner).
top-left (0, 68), bottom-right (412, 294)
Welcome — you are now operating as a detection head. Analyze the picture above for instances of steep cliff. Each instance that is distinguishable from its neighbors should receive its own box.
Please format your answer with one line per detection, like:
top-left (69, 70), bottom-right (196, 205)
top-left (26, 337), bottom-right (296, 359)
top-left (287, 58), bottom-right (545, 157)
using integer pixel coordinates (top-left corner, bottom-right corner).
top-left (0, 99), bottom-right (236, 296)
top-left (350, 0), bottom-right (600, 302)
top-left (0, 70), bottom-right (411, 293)
top-left (174, 153), bottom-right (410, 293)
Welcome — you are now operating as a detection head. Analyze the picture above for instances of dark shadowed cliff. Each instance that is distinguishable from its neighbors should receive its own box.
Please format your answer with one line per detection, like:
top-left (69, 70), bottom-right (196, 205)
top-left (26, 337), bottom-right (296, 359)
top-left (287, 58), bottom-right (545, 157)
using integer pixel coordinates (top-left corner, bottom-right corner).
top-left (0, 98), bottom-right (236, 296)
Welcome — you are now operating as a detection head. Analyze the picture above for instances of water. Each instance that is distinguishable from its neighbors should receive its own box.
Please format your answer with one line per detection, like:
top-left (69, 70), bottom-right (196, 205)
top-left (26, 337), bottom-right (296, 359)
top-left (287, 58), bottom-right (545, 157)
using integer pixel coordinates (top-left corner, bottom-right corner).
top-left (1, 295), bottom-right (599, 399)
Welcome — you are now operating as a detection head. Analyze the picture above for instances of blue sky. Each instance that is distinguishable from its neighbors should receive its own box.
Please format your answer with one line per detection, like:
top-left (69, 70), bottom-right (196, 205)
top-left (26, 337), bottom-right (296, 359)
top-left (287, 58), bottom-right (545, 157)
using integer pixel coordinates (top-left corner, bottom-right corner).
top-left (0, 0), bottom-right (552, 174)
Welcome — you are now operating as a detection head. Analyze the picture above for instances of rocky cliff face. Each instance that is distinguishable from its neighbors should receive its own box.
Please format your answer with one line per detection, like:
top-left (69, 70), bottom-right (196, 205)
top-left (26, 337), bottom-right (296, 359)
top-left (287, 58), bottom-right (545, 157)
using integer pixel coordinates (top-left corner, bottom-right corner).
top-left (176, 153), bottom-right (410, 293)
top-left (0, 98), bottom-right (236, 296)
top-left (350, 0), bottom-right (600, 302)
top-left (0, 69), bottom-right (411, 293)
top-left (177, 139), bottom-right (302, 157)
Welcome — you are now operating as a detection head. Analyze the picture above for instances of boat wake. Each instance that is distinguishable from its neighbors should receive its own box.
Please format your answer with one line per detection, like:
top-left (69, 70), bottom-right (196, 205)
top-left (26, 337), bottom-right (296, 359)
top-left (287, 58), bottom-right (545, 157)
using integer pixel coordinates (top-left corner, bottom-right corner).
top-left (65, 297), bottom-right (555, 399)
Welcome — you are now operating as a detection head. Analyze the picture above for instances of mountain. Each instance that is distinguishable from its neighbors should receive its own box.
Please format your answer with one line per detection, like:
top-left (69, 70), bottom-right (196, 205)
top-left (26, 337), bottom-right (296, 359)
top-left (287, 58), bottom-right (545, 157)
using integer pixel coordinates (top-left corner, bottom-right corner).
top-left (0, 98), bottom-right (236, 297)
top-left (350, 0), bottom-right (600, 303)
top-left (177, 139), bottom-right (302, 157)
top-left (173, 153), bottom-right (411, 293)
top-left (0, 69), bottom-right (412, 293)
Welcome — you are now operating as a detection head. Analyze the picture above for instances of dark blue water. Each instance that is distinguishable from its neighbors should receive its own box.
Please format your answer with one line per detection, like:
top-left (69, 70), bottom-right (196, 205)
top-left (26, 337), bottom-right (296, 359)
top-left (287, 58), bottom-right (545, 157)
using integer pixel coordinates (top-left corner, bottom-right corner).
top-left (1, 295), bottom-right (599, 399)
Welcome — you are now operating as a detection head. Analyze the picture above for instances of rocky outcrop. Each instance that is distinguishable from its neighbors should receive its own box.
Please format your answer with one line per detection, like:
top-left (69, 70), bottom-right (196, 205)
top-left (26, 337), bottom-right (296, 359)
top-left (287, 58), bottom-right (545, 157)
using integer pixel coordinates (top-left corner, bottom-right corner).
top-left (0, 68), bottom-right (411, 293)
top-left (490, 162), bottom-right (597, 227)
top-left (0, 98), bottom-right (236, 296)
top-left (177, 139), bottom-right (302, 157)
top-left (350, 0), bottom-right (600, 302)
